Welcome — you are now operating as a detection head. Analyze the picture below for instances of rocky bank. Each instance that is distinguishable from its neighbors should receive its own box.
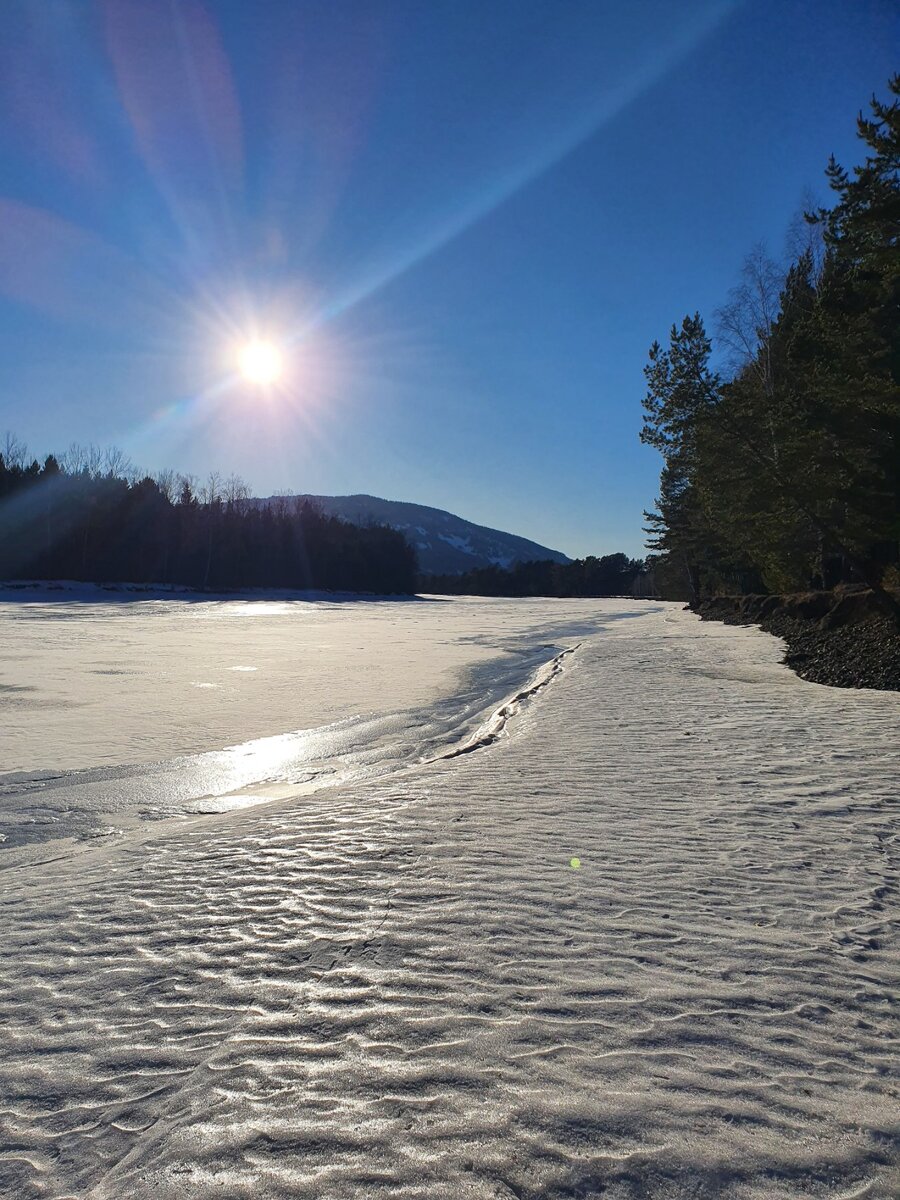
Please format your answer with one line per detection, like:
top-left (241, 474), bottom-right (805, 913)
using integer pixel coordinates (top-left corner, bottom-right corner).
top-left (691, 588), bottom-right (900, 692)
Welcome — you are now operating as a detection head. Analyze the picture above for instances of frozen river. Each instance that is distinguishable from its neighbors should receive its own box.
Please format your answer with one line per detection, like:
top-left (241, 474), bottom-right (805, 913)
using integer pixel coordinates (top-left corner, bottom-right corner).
top-left (0, 593), bottom-right (897, 1198)
top-left (0, 589), bottom-right (649, 865)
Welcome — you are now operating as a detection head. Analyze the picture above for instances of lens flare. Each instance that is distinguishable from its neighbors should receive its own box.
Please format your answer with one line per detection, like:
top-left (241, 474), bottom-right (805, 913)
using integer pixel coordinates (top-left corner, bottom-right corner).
top-left (238, 340), bottom-right (283, 385)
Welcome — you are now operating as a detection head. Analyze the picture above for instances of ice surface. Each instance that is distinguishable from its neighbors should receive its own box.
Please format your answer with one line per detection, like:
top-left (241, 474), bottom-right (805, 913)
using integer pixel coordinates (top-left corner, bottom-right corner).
top-left (0, 592), bottom-right (625, 865)
top-left (0, 588), bottom-right (596, 774)
top-left (0, 599), bottom-right (897, 1198)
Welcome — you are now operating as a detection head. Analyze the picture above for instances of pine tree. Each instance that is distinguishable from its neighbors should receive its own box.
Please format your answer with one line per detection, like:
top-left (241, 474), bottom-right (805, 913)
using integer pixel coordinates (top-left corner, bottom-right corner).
top-left (640, 314), bottom-right (721, 598)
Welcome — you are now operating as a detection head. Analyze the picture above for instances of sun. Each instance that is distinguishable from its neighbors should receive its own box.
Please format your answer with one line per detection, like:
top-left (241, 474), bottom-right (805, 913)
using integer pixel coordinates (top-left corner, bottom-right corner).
top-left (238, 340), bottom-right (283, 385)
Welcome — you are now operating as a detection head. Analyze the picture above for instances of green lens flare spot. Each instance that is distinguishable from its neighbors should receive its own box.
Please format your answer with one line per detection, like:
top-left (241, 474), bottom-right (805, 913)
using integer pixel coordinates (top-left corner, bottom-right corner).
top-left (570, 857), bottom-right (581, 869)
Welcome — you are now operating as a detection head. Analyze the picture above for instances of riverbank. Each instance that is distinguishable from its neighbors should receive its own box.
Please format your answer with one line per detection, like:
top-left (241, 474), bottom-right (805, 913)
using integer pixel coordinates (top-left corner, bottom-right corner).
top-left (692, 589), bottom-right (900, 691)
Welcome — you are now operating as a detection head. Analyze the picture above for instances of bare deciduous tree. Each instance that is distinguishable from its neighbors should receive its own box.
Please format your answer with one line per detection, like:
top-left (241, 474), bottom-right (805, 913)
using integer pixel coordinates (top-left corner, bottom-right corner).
top-left (154, 468), bottom-right (178, 502)
top-left (785, 188), bottom-right (826, 282)
top-left (102, 446), bottom-right (133, 480)
top-left (85, 444), bottom-right (104, 478)
top-left (199, 471), bottom-right (223, 505)
top-left (59, 443), bottom-right (86, 474)
top-left (2, 432), bottom-right (28, 469)
top-left (223, 473), bottom-right (249, 505)
top-left (714, 243), bottom-right (784, 399)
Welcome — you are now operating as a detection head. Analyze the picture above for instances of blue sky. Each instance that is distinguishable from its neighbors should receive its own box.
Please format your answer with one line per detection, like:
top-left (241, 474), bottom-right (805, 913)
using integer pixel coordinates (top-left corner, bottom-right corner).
top-left (0, 0), bottom-right (895, 557)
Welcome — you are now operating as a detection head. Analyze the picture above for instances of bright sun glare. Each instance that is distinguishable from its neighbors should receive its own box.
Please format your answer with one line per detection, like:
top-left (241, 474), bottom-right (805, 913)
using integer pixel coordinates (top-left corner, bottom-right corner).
top-left (238, 340), bottom-right (283, 385)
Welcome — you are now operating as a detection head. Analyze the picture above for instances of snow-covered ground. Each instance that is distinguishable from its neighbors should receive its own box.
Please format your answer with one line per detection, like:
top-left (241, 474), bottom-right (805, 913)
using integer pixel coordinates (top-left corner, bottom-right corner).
top-left (0, 598), bottom-right (897, 1198)
top-left (0, 591), bottom-right (621, 867)
top-left (1, 587), bottom-right (600, 774)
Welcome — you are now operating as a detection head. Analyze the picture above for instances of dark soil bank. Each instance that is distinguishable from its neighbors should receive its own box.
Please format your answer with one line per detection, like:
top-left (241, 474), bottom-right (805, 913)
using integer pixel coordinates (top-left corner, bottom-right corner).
top-left (691, 590), bottom-right (900, 692)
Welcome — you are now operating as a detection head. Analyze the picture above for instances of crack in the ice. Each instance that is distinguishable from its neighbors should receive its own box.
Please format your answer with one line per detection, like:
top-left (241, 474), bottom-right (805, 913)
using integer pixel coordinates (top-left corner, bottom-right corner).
top-left (432, 644), bottom-right (578, 762)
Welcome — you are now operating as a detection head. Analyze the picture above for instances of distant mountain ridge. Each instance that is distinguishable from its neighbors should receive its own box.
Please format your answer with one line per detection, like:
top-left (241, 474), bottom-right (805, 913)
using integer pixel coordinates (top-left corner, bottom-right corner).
top-left (255, 494), bottom-right (571, 575)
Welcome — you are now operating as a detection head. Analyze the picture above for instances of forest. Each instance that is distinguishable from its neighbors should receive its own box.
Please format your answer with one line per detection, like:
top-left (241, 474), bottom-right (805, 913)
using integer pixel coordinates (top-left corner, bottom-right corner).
top-left (0, 440), bottom-right (645, 598)
top-left (0, 445), bottom-right (417, 594)
top-left (420, 553), bottom-right (645, 597)
top-left (640, 77), bottom-right (899, 609)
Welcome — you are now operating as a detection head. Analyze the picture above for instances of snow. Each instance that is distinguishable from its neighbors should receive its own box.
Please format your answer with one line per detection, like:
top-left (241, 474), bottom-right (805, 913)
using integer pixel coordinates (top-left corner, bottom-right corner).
top-left (0, 588), bottom-right (589, 776)
top-left (437, 532), bottom-right (475, 554)
top-left (0, 599), bottom-right (897, 1198)
top-left (0, 592), bottom-right (617, 871)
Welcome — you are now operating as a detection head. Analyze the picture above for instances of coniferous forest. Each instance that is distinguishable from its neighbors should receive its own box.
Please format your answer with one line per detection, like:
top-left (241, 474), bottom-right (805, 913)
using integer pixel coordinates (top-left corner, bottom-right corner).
top-left (0, 446), bottom-right (417, 594)
top-left (0, 440), bottom-right (646, 599)
top-left (421, 553), bottom-right (645, 598)
top-left (641, 77), bottom-right (899, 612)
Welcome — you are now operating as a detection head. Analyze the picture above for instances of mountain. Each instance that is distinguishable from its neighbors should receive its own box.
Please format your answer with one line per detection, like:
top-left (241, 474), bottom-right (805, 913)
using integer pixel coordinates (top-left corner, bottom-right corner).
top-left (255, 494), bottom-right (571, 575)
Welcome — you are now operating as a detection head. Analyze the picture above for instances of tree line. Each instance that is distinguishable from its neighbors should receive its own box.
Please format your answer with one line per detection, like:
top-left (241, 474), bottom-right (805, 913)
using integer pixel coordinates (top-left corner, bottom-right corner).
top-left (421, 552), bottom-right (645, 597)
top-left (640, 76), bottom-right (899, 611)
top-left (0, 439), bottom-right (417, 594)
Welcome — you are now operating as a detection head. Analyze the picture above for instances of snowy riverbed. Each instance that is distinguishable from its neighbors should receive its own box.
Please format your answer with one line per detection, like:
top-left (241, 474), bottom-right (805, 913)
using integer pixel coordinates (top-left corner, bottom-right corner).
top-left (0, 597), bottom-right (897, 1198)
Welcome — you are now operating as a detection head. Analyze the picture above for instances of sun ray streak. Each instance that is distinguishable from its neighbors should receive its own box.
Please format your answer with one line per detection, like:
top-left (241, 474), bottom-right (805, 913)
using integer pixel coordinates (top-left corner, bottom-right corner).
top-left (287, 1), bottom-right (741, 344)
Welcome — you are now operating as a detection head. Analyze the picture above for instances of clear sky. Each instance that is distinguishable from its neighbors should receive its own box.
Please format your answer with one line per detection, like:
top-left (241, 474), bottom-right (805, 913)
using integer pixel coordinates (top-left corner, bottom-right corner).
top-left (0, 0), bottom-right (895, 558)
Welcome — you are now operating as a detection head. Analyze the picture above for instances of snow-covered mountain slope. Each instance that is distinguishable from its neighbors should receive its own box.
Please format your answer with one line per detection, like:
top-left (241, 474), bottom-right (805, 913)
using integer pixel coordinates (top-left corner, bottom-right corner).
top-left (256, 494), bottom-right (571, 574)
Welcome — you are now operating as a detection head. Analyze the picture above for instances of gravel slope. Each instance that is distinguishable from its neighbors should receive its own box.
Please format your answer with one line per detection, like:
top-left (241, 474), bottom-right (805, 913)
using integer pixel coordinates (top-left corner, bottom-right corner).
top-left (692, 592), bottom-right (900, 692)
